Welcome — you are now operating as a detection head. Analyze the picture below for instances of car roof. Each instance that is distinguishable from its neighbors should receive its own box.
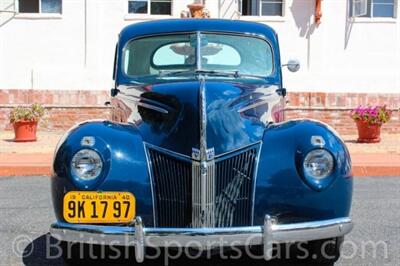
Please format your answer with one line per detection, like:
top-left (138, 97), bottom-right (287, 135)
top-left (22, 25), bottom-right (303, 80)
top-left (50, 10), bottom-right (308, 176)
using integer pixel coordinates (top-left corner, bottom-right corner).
top-left (119, 19), bottom-right (278, 45)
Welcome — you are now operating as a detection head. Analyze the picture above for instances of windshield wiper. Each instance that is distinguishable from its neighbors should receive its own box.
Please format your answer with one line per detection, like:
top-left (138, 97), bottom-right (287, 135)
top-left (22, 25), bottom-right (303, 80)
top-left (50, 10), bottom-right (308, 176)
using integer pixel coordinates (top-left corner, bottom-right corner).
top-left (159, 69), bottom-right (266, 80)
top-left (159, 69), bottom-right (197, 77)
top-left (207, 70), bottom-right (266, 80)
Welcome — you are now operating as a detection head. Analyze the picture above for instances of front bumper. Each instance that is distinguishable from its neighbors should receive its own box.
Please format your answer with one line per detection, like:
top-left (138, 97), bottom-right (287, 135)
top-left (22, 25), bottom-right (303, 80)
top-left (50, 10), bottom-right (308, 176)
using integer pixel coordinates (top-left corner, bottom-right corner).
top-left (50, 215), bottom-right (353, 262)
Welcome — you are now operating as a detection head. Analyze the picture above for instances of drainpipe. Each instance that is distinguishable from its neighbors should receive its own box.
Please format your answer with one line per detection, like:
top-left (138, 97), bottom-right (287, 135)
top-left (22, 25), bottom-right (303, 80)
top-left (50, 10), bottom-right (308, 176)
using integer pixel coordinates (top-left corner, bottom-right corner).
top-left (84, 0), bottom-right (87, 66)
top-left (218, 0), bottom-right (220, 18)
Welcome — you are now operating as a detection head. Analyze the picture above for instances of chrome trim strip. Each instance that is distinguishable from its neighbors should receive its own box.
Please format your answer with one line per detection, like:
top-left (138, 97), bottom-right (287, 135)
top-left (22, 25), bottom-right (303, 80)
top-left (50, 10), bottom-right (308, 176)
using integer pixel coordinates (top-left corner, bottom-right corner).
top-left (143, 144), bottom-right (157, 227)
top-left (144, 142), bottom-right (192, 161)
top-left (135, 101), bottom-right (169, 114)
top-left (50, 216), bottom-right (353, 262)
top-left (237, 98), bottom-right (270, 113)
top-left (214, 141), bottom-right (262, 159)
top-left (192, 74), bottom-right (216, 227)
top-left (250, 142), bottom-right (262, 225)
top-left (134, 217), bottom-right (145, 263)
top-left (196, 31), bottom-right (202, 70)
top-left (198, 75), bottom-right (207, 162)
top-left (226, 88), bottom-right (276, 109)
top-left (117, 92), bottom-right (170, 114)
top-left (206, 161), bottom-right (215, 226)
top-left (192, 160), bottom-right (216, 228)
top-left (116, 89), bottom-right (173, 112)
top-left (192, 162), bottom-right (201, 227)
top-left (144, 141), bottom-right (262, 161)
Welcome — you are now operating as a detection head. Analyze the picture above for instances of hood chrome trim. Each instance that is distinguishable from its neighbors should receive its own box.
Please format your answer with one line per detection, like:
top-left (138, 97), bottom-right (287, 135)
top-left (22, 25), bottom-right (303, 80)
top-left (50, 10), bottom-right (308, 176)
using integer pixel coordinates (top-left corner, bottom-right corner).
top-left (198, 74), bottom-right (208, 162)
top-left (117, 88), bottom-right (171, 114)
top-left (193, 74), bottom-right (216, 227)
top-left (237, 98), bottom-right (271, 113)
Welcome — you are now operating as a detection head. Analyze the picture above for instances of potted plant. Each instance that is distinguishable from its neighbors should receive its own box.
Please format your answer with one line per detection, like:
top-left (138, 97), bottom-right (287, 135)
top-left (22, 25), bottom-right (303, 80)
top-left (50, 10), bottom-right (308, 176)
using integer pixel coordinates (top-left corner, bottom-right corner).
top-left (9, 103), bottom-right (45, 142)
top-left (350, 105), bottom-right (392, 143)
top-left (187, 0), bottom-right (210, 18)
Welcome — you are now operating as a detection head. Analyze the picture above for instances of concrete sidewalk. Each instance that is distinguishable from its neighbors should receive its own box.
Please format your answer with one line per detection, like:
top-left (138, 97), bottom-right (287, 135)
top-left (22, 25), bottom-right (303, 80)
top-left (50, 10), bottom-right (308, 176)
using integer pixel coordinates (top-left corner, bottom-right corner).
top-left (341, 134), bottom-right (400, 177)
top-left (0, 131), bottom-right (399, 177)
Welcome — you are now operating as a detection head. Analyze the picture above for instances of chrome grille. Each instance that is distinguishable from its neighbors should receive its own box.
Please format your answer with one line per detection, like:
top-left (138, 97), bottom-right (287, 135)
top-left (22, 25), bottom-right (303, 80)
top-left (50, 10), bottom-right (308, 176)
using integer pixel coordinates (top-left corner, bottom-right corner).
top-left (148, 149), bottom-right (192, 228)
top-left (192, 161), bottom-right (215, 227)
top-left (215, 148), bottom-right (257, 227)
top-left (148, 147), bottom-right (257, 228)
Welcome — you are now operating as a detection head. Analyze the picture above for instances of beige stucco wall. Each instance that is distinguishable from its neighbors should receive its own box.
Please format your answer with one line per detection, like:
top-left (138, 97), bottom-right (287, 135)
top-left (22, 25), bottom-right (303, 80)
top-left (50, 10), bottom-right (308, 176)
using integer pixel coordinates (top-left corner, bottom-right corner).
top-left (0, 0), bottom-right (399, 93)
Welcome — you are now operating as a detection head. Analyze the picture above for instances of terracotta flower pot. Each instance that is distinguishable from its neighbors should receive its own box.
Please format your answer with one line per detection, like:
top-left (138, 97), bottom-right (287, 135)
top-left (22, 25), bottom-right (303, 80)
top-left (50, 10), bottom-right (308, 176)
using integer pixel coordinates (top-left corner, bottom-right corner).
top-left (13, 120), bottom-right (38, 142)
top-left (187, 3), bottom-right (205, 18)
top-left (355, 120), bottom-right (381, 143)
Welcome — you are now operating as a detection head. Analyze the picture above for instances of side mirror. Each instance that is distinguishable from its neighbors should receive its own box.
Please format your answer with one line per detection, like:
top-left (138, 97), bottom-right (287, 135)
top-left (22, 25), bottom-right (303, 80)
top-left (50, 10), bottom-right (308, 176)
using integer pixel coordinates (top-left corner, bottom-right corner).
top-left (111, 88), bottom-right (119, 97)
top-left (283, 59), bottom-right (300, 72)
top-left (276, 88), bottom-right (287, 97)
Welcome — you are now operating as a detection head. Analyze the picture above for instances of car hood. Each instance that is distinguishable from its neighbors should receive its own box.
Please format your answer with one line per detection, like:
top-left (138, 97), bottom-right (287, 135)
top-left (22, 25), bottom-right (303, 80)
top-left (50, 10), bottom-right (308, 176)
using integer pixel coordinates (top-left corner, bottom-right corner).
top-left (114, 78), bottom-right (283, 158)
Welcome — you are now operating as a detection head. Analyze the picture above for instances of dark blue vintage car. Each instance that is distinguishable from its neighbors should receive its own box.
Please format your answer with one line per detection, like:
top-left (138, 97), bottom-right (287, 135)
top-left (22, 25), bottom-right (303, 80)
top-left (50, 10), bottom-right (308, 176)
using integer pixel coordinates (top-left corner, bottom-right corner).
top-left (50, 19), bottom-right (353, 264)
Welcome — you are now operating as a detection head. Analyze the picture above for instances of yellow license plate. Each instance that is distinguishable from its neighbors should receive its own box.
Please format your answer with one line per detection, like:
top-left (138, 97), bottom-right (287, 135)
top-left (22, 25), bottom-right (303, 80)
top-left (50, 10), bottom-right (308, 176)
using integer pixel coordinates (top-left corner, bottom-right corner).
top-left (63, 191), bottom-right (135, 223)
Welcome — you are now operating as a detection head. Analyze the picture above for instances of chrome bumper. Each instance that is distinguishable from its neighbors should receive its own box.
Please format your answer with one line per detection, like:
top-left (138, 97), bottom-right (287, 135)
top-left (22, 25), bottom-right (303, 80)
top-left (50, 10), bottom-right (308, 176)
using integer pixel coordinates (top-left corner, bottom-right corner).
top-left (50, 216), bottom-right (353, 262)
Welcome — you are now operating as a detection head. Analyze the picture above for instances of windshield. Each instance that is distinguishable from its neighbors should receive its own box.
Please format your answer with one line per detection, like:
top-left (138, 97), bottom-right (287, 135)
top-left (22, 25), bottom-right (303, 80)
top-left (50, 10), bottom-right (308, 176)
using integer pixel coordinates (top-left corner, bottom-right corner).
top-left (123, 32), bottom-right (274, 81)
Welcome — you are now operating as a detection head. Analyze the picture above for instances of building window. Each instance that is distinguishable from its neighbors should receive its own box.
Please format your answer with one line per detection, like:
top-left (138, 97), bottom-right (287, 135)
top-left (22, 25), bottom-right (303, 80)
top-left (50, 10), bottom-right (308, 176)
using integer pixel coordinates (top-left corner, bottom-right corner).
top-left (241, 0), bottom-right (284, 16)
top-left (128, 0), bottom-right (172, 15)
top-left (18, 0), bottom-right (62, 13)
top-left (350, 0), bottom-right (396, 18)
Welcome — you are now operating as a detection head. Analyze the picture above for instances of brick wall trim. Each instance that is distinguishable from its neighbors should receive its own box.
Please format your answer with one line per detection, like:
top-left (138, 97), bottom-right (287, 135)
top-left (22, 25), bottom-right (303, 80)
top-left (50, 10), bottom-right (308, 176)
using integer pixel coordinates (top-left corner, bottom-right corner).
top-left (0, 89), bottom-right (399, 134)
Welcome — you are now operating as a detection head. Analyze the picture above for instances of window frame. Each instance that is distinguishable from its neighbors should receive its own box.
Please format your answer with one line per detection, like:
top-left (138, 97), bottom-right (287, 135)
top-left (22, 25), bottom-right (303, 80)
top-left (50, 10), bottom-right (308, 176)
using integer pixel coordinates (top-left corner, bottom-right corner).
top-left (17, 0), bottom-right (62, 14)
top-left (259, 0), bottom-right (285, 16)
top-left (350, 0), bottom-right (397, 18)
top-left (240, 0), bottom-right (286, 18)
top-left (127, 0), bottom-right (172, 16)
top-left (121, 31), bottom-right (276, 80)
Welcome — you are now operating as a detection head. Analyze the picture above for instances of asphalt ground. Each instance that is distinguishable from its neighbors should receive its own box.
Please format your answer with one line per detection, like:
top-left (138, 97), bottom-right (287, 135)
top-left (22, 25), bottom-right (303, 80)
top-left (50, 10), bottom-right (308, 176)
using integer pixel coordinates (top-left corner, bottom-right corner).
top-left (0, 176), bottom-right (399, 266)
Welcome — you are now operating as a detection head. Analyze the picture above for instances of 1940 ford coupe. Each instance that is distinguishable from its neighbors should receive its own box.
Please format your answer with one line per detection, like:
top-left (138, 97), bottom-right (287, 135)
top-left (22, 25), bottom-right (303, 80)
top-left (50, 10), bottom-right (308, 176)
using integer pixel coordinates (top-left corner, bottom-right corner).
top-left (50, 19), bottom-right (353, 264)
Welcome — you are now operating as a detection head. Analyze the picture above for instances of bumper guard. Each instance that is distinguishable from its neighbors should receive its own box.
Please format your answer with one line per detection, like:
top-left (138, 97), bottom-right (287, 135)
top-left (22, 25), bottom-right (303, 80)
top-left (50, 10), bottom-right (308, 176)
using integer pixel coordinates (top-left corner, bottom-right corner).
top-left (50, 216), bottom-right (353, 262)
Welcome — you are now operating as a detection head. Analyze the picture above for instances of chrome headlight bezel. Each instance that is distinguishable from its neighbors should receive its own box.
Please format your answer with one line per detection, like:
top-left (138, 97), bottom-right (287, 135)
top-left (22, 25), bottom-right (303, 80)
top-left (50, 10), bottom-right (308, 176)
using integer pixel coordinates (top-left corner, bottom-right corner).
top-left (301, 148), bottom-right (335, 191)
top-left (70, 149), bottom-right (104, 183)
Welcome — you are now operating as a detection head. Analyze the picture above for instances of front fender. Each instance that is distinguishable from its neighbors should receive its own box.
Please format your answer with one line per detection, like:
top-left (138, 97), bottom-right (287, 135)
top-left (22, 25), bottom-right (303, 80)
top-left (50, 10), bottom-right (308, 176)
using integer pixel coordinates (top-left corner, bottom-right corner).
top-left (253, 119), bottom-right (353, 225)
top-left (51, 121), bottom-right (154, 226)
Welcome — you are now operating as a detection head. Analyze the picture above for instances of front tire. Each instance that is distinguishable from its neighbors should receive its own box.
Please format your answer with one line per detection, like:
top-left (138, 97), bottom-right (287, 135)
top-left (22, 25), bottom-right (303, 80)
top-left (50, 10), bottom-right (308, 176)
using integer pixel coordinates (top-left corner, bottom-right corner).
top-left (303, 237), bottom-right (343, 264)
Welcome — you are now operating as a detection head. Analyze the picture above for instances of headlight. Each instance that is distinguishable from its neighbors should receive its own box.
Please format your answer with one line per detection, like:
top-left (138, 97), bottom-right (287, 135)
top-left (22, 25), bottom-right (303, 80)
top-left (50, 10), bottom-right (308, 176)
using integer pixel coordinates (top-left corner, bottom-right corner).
top-left (303, 149), bottom-right (334, 180)
top-left (71, 149), bottom-right (103, 180)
